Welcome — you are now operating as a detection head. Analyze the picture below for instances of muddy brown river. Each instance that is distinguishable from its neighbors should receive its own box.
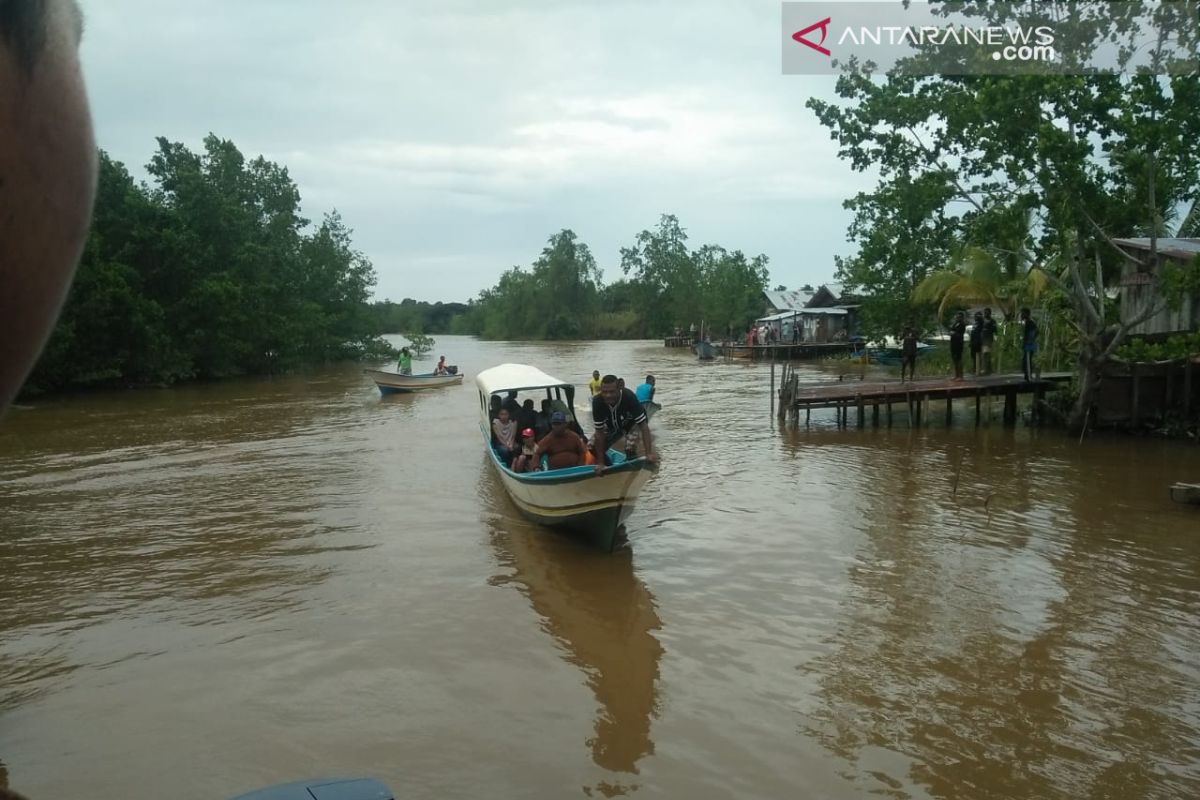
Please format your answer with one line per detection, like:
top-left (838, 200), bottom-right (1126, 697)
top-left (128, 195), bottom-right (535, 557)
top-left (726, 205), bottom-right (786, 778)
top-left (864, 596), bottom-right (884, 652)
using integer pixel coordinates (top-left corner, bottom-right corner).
top-left (2, 336), bottom-right (1198, 799)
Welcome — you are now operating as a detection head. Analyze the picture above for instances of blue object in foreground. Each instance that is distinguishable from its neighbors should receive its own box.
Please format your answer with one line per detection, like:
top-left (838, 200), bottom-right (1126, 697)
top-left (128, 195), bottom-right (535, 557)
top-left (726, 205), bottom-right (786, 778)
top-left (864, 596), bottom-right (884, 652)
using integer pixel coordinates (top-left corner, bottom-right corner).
top-left (230, 777), bottom-right (394, 800)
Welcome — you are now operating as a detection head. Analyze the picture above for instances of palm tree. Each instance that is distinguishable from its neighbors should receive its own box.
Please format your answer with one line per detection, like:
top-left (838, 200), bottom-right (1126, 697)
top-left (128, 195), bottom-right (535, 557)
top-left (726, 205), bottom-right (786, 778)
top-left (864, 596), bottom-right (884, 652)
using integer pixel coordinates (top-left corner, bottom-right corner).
top-left (912, 245), bottom-right (1051, 321)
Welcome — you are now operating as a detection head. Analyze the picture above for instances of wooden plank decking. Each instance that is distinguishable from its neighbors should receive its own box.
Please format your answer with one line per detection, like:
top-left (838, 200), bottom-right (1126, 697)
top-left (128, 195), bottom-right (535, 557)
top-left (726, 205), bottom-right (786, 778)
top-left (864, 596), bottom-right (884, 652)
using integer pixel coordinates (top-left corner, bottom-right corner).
top-left (782, 371), bottom-right (1073, 428)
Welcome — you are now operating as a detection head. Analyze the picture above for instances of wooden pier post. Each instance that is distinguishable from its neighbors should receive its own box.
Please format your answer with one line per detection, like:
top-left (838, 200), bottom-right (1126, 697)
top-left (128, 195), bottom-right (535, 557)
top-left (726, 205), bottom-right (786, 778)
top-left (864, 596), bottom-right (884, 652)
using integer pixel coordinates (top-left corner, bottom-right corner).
top-left (770, 361), bottom-right (776, 417)
top-left (872, 402), bottom-right (880, 428)
top-left (1185, 359), bottom-right (1194, 417)
top-left (945, 394), bottom-right (953, 427)
top-left (887, 398), bottom-right (893, 428)
top-left (1003, 390), bottom-right (1018, 426)
top-left (1130, 362), bottom-right (1140, 425)
top-left (975, 392), bottom-right (981, 427)
top-left (856, 394), bottom-right (865, 428)
top-left (805, 402), bottom-right (811, 427)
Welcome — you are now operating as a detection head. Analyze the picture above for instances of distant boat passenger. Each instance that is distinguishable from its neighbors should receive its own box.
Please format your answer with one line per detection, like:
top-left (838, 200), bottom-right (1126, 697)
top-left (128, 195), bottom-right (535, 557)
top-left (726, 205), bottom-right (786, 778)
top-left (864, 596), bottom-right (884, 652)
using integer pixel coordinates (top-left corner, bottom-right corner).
top-left (635, 375), bottom-right (656, 404)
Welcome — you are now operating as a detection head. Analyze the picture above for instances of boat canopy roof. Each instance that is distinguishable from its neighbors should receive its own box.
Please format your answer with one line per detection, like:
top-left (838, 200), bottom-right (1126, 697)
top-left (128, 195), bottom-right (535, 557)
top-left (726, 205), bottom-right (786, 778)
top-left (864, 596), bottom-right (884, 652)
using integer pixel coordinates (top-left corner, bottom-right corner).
top-left (476, 363), bottom-right (573, 395)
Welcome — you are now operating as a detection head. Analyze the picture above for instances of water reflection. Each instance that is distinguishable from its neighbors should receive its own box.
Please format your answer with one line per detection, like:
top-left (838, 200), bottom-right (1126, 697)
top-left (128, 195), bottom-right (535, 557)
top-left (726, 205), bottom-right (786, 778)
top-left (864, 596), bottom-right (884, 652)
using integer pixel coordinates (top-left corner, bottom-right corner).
top-left (789, 429), bottom-right (1200, 799)
top-left (484, 475), bottom-right (663, 786)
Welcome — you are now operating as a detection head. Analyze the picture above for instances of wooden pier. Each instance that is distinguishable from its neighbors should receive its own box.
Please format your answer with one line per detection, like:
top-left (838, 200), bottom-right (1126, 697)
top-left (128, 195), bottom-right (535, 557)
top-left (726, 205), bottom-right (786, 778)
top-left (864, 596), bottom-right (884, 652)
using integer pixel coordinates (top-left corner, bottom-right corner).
top-left (778, 370), bottom-right (1073, 428)
top-left (718, 341), bottom-right (856, 360)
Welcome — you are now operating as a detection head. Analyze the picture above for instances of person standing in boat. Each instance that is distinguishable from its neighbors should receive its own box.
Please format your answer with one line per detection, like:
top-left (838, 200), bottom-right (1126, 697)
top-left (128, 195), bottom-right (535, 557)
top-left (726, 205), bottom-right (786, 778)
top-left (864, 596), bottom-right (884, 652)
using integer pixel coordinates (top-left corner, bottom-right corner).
top-left (591, 374), bottom-right (657, 472)
top-left (635, 374), bottom-right (655, 404)
top-left (949, 311), bottom-right (967, 380)
top-left (588, 369), bottom-right (602, 396)
top-left (397, 347), bottom-right (413, 375)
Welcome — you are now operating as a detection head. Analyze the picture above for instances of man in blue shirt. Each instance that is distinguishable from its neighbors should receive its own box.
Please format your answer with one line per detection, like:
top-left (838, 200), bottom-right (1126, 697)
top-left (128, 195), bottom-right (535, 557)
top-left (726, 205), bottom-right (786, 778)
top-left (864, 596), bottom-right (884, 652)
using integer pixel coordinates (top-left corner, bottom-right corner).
top-left (634, 374), bottom-right (655, 403)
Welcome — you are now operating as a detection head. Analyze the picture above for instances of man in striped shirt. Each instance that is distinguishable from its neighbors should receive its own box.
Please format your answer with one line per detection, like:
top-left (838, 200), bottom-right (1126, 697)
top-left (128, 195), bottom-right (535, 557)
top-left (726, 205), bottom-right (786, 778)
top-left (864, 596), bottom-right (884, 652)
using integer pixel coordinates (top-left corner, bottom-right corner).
top-left (591, 374), bottom-right (657, 472)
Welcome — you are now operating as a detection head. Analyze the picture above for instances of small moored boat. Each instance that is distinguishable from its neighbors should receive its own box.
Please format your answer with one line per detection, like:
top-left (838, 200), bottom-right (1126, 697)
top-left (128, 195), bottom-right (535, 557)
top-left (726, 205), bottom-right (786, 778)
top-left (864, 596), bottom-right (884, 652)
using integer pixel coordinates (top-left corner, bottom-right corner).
top-left (477, 364), bottom-right (657, 552)
top-left (364, 368), bottom-right (463, 394)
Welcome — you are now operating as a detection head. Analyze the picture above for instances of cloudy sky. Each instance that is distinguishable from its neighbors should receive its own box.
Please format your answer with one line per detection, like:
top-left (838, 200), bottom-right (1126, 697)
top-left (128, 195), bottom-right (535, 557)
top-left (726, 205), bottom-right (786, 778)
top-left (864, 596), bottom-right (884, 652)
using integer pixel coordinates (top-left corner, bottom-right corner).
top-left (80, 0), bottom-right (875, 303)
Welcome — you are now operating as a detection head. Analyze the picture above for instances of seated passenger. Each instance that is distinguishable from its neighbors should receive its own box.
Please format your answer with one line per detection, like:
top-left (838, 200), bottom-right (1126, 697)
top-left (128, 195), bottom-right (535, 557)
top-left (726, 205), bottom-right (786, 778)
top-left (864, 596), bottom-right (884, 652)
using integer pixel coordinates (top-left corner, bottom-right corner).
top-left (434, 355), bottom-right (449, 375)
top-left (519, 398), bottom-right (538, 432)
top-left (511, 428), bottom-right (538, 473)
top-left (534, 399), bottom-right (553, 440)
top-left (503, 390), bottom-right (522, 419)
top-left (533, 411), bottom-right (587, 470)
top-left (491, 408), bottom-right (517, 465)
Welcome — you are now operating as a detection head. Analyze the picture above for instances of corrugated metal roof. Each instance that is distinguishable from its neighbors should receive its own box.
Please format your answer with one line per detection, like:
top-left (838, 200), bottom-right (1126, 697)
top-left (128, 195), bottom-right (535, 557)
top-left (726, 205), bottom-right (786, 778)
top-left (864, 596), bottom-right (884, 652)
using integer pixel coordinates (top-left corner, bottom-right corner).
top-left (757, 308), bottom-right (848, 323)
top-left (1113, 238), bottom-right (1200, 261)
top-left (763, 289), bottom-right (814, 310)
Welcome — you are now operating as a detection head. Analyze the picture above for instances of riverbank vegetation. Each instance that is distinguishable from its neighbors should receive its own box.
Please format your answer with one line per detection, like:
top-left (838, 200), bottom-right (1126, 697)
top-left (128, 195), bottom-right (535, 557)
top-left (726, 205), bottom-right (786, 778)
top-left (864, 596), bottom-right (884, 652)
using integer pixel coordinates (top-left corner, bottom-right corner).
top-left (25, 136), bottom-right (393, 395)
top-left (435, 215), bottom-right (770, 340)
top-left (809, 2), bottom-right (1200, 430)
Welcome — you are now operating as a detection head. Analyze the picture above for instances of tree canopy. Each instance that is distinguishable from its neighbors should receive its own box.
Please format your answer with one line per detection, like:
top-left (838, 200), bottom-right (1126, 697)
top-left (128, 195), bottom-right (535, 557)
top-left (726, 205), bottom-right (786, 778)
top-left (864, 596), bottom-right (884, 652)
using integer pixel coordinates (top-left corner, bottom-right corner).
top-left (456, 216), bottom-right (770, 340)
top-left (808, 3), bottom-right (1200, 425)
top-left (26, 136), bottom-right (391, 394)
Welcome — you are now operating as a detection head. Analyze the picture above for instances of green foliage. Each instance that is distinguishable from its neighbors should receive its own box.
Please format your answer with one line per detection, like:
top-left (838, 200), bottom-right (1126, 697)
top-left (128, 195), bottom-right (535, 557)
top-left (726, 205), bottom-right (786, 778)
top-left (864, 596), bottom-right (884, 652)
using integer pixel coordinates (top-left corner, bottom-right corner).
top-left (466, 216), bottom-right (770, 340)
top-left (1160, 255), bottom-right (1200, 312)
top-left (1114, 331), bottom-right (1200, 362)
top-left (808, 5), bottom-right (1200, 426)
top-left (25, 137), bottom-right (389, 393)
top-left (370, 299), bottom-right (469, 334)
top-left (405, 332), bottom-right (435, 357)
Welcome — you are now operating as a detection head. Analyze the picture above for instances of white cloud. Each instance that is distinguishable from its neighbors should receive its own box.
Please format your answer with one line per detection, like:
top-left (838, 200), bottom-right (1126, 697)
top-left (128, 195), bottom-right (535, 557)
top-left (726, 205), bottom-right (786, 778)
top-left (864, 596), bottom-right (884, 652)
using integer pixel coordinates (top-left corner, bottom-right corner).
top-left (80, 0), bottom-right (877, 301)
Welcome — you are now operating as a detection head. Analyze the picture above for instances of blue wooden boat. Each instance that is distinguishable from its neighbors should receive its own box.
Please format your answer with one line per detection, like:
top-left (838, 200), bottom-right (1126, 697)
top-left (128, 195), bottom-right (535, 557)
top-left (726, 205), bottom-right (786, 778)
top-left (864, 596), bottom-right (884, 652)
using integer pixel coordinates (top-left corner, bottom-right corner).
top-left (231, 777), bottom-right (392, 799)
top-left (867, 340), bottom-right (934, 366)
top-left (364, 368), bottom-right (463, 394)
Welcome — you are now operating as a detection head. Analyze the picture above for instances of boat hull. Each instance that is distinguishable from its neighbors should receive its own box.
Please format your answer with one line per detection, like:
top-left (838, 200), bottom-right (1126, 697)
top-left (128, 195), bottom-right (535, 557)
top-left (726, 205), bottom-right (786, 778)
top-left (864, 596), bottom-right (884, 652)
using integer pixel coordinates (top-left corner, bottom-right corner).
top-left (1170, 482), bottom-right (1200, 505)
top-left (364, 369), bottom-right (463, 394)
top-left (484, 430), bottom-right (654, 552)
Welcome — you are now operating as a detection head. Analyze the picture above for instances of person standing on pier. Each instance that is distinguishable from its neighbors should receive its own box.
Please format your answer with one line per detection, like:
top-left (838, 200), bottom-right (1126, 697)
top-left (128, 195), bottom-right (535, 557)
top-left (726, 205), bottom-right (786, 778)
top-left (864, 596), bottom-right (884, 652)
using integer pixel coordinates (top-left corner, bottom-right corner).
top-left (589, 369), bottom-right (602, 396)
top-left (969, 312), bottom-right (984, 375)
top-left (981, 308), bottom-right (997, 374)
top-left (1020, 307), bottom-right (1039, 382)
top-left (900, 326), bottom-right (919, 381)
top-left (949, 311), bottom-right (966, 380)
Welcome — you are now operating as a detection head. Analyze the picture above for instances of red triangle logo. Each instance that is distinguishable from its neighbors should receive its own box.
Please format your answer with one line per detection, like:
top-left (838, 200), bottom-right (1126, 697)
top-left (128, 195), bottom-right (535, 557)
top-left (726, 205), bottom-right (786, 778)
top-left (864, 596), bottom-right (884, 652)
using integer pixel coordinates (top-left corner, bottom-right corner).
top-left (792, 17), bottom-right (832, 57)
